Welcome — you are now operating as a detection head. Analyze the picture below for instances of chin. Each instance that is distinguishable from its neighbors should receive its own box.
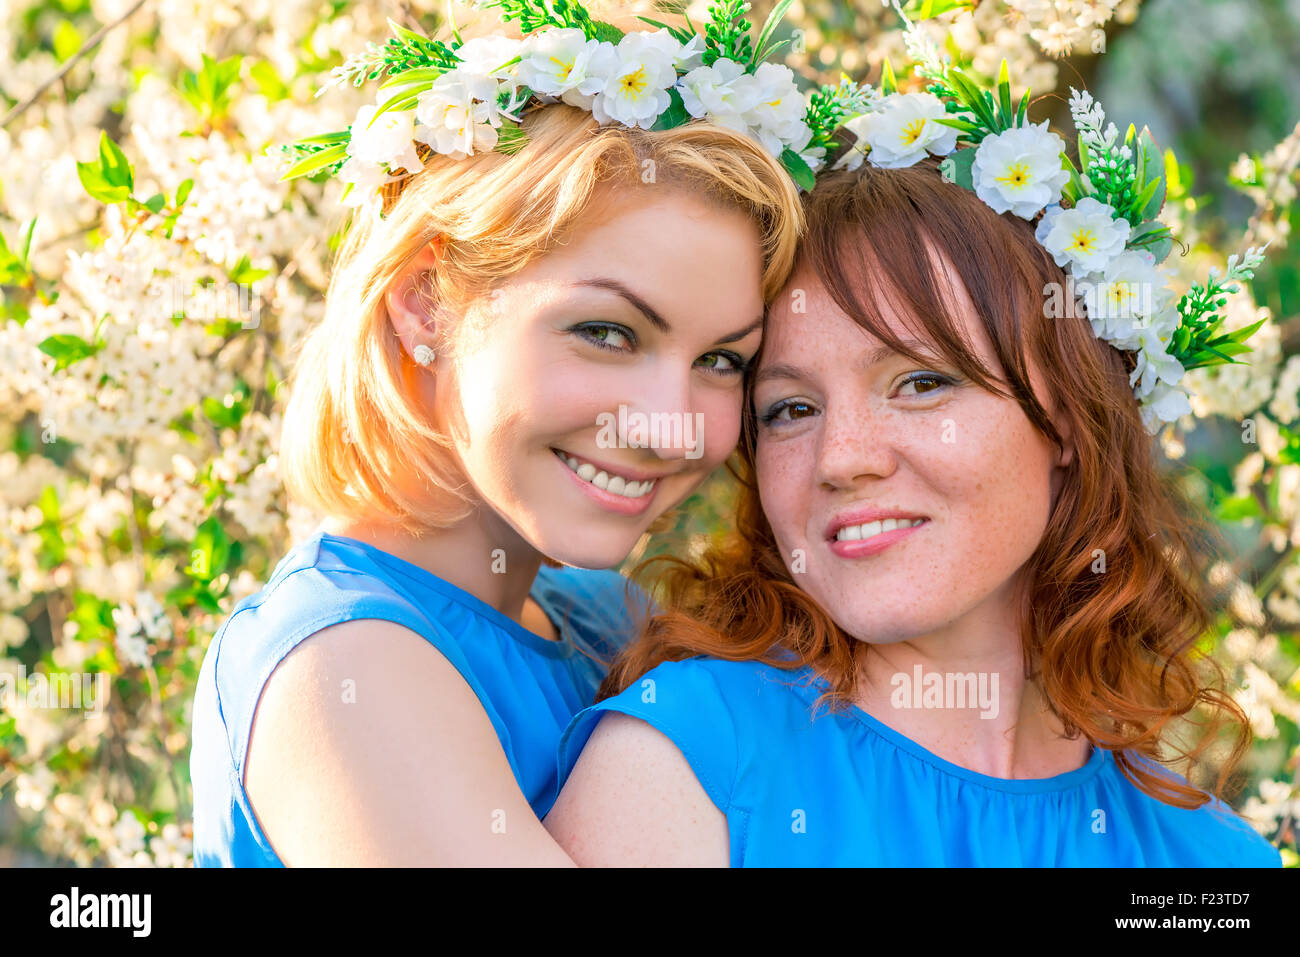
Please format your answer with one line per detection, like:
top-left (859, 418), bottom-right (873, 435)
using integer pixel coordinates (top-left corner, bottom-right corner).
top-left (531, 528), bottom-right (639, 571)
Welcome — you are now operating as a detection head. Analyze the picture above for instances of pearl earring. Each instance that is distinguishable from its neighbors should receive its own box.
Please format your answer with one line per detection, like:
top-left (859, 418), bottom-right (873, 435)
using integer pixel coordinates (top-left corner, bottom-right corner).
top-left (413, 344), bottom-right (436, 367)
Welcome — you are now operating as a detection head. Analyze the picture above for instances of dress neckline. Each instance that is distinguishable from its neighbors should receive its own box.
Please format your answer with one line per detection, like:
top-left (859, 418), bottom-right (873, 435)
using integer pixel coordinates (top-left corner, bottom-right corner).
top-left (314, 531), bottom-right (580, 659)
top-left (791, 666), bottom-right (1108, 794)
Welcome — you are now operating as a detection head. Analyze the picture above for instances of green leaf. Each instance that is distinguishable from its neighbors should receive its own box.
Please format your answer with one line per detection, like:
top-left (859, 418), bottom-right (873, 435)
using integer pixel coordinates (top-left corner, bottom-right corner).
top-left (946, 70), bottom-right (997, 131)
top-left (1214, 495), bottom-right (1263, 521)
top-left (588, 20), bottom-right (626, 43)
top-left (996, 58), bottom-right (1012, 123)
top-left (175, 178), bottom-right (194, 206)
top-left (1137, 127), bottom-right (1165, 220)
top-left (178, 53), bottom-right (243, 121)
top-left (494, 119), bottom-right (529, 155)
top-left (38, 333), bottom-right (102, 371)
top-left (188, 516), bottom-right (231, 582)
top-left (142, 192), bottom-right (166, 214)
top-left (376, 66), bottom-right (450, 92)
top-left (932, 117), bottom-right (981, 134)
top-left (19, 217), bottom-right (37, 266)
top-left (1015, 89), bottom-right (1030, 127)
top-left (650, 87), bottom-right (691, 131)
top-left (905, 0), bottom-right (974, 18)
top-left (368, 87), bottom-right (423, 126)
top-left (228, 254), bottom-right (270, 285)
top-left (780, 148), bottom-right (816, 192)
top-left (52, 19), bottom-right (82, 63)
top-left (753, 0), bottom-right (795, 65)
top-left (96, 130), bottom-right (134, 191)
top-left (880, 58), bottom-right (898, 96)
top-left (279, 143), bottom-right (348, 181)
top-left (1127, 221), bottom-right (1173, 264)
top-left (249, 60), bottom-right (289, 101)
top-left (77, 160), bottom-right (128, 203)
top-left (938, 148), bottom-right (975, 189)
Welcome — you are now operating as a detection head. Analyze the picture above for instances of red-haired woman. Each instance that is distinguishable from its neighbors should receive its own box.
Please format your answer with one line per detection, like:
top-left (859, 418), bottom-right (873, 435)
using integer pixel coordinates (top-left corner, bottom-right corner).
top-left (544, 157), bottom-right (1283, 867)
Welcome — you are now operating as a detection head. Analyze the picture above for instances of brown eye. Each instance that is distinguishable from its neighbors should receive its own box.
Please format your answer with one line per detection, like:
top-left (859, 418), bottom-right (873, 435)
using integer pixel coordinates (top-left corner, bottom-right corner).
top-left (897, 373), bottom-right (951, 397)
top-left (759, 398), bottom-right (818, 425)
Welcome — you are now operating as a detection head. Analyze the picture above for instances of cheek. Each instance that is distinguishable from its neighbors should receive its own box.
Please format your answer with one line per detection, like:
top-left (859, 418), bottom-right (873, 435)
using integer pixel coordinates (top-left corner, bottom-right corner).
top-left (756, 437), bottom-right (810, 545)
top-left (937, 409), bottom-right (1056, 565)
top-left (694, 388), bottom-right (744, 464)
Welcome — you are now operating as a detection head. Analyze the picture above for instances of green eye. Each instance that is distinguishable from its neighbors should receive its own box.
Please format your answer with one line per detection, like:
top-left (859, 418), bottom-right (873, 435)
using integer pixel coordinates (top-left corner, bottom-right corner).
top-left (574, 323), bottom-right (634, 351)
top-left (696, 351), bottom-right (748, 376)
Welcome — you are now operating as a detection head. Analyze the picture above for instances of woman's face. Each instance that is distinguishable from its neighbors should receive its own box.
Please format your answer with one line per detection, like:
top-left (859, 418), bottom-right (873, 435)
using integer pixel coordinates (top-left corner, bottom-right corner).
top-left (433, 188), bottom-right (766, 569)
top-left (752, 255), bottom-right (1072, 646)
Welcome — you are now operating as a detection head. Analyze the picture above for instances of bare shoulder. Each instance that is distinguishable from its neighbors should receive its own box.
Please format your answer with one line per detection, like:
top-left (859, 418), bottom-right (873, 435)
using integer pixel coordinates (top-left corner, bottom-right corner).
top-left (244, 617), bottom-right (572, 866)
top-left (544, 711), bottom-right (730, 867)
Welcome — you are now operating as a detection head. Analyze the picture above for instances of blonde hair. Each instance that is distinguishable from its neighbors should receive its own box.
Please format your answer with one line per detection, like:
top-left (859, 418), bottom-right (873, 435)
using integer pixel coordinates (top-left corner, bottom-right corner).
top-left (279, 88), bottom-right (804, 534)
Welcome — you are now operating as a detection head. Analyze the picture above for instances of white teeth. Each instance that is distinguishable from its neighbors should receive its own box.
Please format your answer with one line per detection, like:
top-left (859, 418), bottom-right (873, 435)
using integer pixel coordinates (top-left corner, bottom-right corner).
top-left (835, 518), bottom-right (924, 542)
top-left (554, 449), bottom-right (655, 499)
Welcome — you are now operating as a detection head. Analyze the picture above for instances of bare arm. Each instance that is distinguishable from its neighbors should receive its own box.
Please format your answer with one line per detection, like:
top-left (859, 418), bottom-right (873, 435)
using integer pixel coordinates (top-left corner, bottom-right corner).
top-left (243, 618), bottom-right (574, 866)
top-left (543, 711), bottom-right (730, 867)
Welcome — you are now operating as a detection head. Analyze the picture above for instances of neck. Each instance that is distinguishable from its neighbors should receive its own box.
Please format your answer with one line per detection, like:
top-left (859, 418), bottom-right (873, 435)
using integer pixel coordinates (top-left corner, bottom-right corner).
top-left (319, 507), bottom-right (545, 629)
top-left (847, 587), bottom-right (1092, 780)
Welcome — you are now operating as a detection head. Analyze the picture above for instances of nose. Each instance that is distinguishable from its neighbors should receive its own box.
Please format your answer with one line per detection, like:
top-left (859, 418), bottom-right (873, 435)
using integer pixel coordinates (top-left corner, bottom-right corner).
top-left (620, 362), bottom-right (703, 463)
top-left (814, 401), bottom-right (897, 490)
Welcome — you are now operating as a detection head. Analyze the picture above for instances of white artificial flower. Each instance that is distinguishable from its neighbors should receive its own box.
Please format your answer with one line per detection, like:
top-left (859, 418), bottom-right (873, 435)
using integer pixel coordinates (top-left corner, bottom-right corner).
top-left (674, 33), bottom-right (707, 71)
top-left (515, 29), bottom-right (616, 103)
top-left (591, 30), bottom-right (679, 129)
top-left (414, 71), bottom-right (504, 158)
top-left (678, 57), bottom-right (762, 134)
top-left (1129, 323), bottom-right (1185, 400)
top-left (344, 103), bottom-right (423, 175)
top-left (451, 35), bottom-right (523, 80)
top-left (970, 120), bottom-right (1069, 218)
top-left (1034, 197), bottom-right (1130, 274)
top-left (1077, 249), bottom-right (1170, 346)
top-left (742, 62), bottom-right (811, 157)
top-left (1140, 379), bottom-right (1193, 433)
top-left (845, 92), bottom-right (959, 169)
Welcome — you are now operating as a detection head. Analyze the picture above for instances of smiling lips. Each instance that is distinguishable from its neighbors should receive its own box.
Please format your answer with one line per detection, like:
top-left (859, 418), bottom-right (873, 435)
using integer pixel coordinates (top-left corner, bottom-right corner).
top-left (824, 510), bottom-right (930, 558)
top-left (552, 447), bottom-right (658, 499)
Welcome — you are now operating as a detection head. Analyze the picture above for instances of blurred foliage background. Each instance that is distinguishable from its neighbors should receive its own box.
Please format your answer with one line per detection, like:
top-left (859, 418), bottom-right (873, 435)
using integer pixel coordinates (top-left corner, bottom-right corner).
top-left (0, 0), bottom-right (1296, 865)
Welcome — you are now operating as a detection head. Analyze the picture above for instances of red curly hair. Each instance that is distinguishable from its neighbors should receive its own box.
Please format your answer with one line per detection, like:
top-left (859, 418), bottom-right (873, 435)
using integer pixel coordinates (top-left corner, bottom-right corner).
top-left (602, 157), bottom-right (1252, 809)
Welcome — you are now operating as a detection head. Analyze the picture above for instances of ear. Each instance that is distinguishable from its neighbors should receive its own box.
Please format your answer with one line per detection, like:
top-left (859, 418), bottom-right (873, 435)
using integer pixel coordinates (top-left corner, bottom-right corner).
top-left (386, 238), bottom-right (444, 359)
top-left (1053, 410), bottom-right (1076, 469)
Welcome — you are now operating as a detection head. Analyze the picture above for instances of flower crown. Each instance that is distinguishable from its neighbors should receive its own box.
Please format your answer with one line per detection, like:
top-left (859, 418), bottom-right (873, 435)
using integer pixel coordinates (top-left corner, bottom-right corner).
top-left (272, 0), bottom-right (873, 208)
top-left (828, 0), bottom-right (1271, 435)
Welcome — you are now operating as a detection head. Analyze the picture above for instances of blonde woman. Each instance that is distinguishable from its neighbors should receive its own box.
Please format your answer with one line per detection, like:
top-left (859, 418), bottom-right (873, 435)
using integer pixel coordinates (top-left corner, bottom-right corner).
top-left (188, 5), bottom-right (809, 866)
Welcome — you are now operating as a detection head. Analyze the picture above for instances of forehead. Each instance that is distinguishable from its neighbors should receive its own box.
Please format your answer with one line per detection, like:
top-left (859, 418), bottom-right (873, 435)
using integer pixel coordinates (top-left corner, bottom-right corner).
top-left (760, 254), bottom-right (990, 371)
top-left (504, 189), bottom-right (765, 312)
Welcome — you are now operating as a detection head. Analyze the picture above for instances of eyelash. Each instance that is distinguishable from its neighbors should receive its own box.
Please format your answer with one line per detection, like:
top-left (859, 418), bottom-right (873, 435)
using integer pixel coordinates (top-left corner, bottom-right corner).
top-left (758, 372), bottom-right (955, 426)
top-left (571, 322), bottom-right (750, 376)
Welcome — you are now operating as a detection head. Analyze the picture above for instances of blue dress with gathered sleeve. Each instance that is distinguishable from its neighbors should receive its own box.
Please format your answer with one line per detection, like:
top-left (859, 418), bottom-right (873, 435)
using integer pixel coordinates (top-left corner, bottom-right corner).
top-left (190, 529), bottom-right (650, 867)
top-left (556, 656), bottom-right (1282, 867)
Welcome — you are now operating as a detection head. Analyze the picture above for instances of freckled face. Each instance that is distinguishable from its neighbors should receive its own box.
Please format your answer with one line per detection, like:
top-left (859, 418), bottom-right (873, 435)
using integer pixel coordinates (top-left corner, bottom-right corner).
top-left (752, 258), bottom-right (1069, 645)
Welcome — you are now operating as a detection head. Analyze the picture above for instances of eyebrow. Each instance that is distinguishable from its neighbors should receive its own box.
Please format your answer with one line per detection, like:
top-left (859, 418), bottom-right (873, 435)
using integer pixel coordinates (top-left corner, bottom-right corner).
top-left (753, 338), bottom-right (937, 387)
top-left (572, 278), bottom-right (763, 345)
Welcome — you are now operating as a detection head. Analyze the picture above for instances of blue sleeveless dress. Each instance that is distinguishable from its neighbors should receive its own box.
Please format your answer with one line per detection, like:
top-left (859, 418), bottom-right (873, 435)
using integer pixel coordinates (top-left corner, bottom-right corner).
top-left (556, 656), bottom-right (1283, 867)
top-left (191, 529), bottom-right (650, 867)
